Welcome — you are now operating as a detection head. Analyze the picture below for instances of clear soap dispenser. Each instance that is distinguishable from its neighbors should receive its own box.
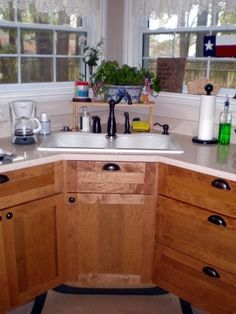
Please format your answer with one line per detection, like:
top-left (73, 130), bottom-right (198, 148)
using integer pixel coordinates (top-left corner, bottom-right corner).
top-left (80, 106), bottom-right (90, 132)
top-left (218, 96), bottom-right (232, 145)
top-left (39, 112), bottom-right (51, 135)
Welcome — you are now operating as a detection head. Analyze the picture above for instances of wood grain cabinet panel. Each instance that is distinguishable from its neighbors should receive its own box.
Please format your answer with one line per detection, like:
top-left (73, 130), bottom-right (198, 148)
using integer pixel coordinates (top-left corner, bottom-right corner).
top-left (66, 161), bottom-right (156, 195)
top-left (156, 163), bottom-right (236, 314)
top-left (66, 193), bottom-right (156, 286)
top-left (154, 245), bottom-right (236, 314)
top-left (0, 161), bottom-right (63, 210)
top-left (158, 163), bottom-right (236, 218)
top-left (157, 196), bottom-right (236, 275)
top-left (0, 217), bottom-right (10, 314)
top-left (2, 194), bottom-right (65, 308)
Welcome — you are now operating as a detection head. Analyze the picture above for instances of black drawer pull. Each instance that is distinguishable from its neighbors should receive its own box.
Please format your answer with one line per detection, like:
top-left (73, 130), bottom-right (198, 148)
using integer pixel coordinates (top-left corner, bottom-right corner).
top-left (68, 197), bottom-right (75, 203)
top-left (0, 174), bottom-right (9, 184)
top-left (0, 216), bottom-right (2, 222)
top-left (102, 163), bottom-right (121, 171)
top-left (202, 266), bottom-right (220, 279)
top-left (208, 215), bottom-right (227, 227)
top-left (6, 212), bottom-right (13, 220)
top-left (211, 178), bottom-right (231, 190)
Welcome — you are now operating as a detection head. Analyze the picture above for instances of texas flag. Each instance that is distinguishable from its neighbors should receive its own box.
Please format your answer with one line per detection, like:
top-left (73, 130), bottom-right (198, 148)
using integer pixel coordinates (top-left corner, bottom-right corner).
top-left (203, 35), bottom-right (236, 57)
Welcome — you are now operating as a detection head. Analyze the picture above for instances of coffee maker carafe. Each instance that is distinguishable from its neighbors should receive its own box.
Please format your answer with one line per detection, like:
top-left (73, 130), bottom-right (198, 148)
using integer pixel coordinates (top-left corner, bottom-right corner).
top-left (9, 100), bottom-right (41, 145)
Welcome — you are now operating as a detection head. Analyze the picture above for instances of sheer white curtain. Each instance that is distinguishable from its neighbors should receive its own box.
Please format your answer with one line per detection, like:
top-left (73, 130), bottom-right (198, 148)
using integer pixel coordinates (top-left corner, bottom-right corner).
top-left (132, 0), bottom-right (236, 17)
top-left (0, 0), bottom-right (101, 16)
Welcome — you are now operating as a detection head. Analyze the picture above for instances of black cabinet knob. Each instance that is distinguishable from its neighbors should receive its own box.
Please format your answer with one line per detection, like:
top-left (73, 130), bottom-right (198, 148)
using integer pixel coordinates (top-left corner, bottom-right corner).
top-left (68, 197), bottom-right (75, 203)
top-left (202, 266), bottom-right (220, 279)
top-left (211, 178), bottom-right (231, 190)
top-left (208, 214), bottom-right (226, 227)
top-left (102, 163), bottom-right (121, 171)
top-left (0, 174), bottom-right (9, 184)
top-left (0, 216), bottom-right (2, 222)
top-left (6, 212), bottom-right (13, 219)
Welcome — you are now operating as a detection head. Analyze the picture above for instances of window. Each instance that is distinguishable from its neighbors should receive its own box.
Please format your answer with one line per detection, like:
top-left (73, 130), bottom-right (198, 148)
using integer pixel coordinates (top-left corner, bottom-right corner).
top-left (142, 4), bottom-right (236, 93)
top-left (0, 2), bottom-right (88, 84)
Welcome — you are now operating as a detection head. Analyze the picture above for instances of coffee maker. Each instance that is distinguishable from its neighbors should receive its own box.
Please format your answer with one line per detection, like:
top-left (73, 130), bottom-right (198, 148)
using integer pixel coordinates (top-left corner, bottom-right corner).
top-left (9, 100), bottom-right (41, 145)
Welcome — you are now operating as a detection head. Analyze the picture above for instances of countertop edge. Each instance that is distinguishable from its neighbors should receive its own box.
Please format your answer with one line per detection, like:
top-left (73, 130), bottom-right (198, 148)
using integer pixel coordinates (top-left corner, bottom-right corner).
top-left (0, 133), bottom-right (236, 181)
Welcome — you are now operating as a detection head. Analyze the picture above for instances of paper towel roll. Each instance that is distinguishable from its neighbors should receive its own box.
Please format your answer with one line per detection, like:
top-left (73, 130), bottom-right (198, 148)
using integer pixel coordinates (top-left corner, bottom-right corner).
top-left (197, 95), bottom-right (216, 140)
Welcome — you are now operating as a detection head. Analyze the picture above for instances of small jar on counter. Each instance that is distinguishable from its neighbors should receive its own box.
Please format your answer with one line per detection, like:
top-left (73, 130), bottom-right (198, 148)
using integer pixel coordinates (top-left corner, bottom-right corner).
top-left (74, 81), bottom-right (89, 100)
top-left (39, 112), bottom-right (51, 135)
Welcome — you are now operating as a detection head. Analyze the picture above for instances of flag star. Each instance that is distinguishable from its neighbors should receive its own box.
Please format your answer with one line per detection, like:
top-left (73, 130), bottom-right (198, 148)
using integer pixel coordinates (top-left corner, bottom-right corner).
top-left (205, 40), bottom-right (214, 51)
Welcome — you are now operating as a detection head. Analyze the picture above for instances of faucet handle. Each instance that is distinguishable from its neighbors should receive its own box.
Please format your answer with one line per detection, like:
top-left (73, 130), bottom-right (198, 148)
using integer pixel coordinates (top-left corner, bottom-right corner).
top-left (124, 112), bottom-right (131, 134)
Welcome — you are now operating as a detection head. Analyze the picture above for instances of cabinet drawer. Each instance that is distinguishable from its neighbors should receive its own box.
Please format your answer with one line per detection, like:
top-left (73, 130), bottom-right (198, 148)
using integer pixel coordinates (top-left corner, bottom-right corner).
top-left (157, 196), bottom-right (236, 275)
top-left (66, 161), bottom-right (156, 194)
top-left (0, 161), bottom-right (63, 209)
top-left (158, 163), bottom-right (236, 218)
top-left (154, 245), bottom-right (236, 314)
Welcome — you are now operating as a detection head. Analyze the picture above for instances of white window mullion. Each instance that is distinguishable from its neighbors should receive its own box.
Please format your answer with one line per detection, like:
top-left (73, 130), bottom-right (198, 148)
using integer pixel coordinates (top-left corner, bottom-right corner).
top-left (173, 32), bottom-right (176, 57)
top-left (53, 30), bottom-right (56, 82)
top-left (17, 26), bottom-right (21, 83)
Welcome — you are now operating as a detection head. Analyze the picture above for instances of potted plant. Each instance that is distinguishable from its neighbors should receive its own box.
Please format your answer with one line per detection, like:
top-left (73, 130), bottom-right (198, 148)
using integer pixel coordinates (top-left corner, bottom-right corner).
top-left (92, 60), bottom-right (159, 102)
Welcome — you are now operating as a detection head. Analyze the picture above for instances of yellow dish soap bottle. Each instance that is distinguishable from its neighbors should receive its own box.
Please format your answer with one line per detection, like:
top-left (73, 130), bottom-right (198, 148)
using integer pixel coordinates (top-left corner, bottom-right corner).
top-left (218, 97), bottom-right (232, 145)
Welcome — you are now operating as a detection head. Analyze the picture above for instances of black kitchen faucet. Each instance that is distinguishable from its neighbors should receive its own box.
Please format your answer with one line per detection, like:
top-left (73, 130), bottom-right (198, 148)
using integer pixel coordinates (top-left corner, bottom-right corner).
top-left (106, 92), bottom-right (132, 139)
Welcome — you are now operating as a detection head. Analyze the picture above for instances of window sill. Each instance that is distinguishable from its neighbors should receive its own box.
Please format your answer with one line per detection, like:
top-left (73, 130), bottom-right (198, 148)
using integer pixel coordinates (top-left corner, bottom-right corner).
top-left (0, 82), bottom-right (75, 103)
top-left (157, 91), bottom-right (236, 107)
top-left (0, 84), bottom-right (235, 118)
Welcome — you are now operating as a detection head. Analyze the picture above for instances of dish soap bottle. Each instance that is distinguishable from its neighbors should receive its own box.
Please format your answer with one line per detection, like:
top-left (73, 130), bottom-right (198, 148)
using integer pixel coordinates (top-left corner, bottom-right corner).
top-left (218, 97), bottom-right (232, 145)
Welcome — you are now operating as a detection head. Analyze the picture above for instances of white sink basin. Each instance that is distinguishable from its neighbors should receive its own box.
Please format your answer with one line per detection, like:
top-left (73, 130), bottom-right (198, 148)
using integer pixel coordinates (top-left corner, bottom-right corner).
top-left (37, 132), bottom-right (184, 154)
top-left (115, 133), bottom-right (184, 152)
top-left (38, 132), bottom-right (107, 150)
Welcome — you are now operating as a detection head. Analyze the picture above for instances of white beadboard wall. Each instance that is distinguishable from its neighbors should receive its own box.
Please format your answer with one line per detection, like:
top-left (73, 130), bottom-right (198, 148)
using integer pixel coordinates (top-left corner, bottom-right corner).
top-left (0, 90), bottom-right (236, 143)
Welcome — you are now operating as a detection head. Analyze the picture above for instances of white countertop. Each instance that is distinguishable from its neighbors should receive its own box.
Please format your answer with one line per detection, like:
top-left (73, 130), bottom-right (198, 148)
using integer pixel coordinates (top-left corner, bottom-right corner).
top-left (0, 133), bottom-right (236, 181)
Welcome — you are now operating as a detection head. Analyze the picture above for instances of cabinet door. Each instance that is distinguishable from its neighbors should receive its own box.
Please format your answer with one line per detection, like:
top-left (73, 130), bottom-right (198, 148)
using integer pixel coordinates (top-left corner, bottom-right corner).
top-left (3, 194), bottom-right (65, 307)
top-left (0, 217), bottom-right (10, 313)
top-left (66, 193), bottom-right (156, 286)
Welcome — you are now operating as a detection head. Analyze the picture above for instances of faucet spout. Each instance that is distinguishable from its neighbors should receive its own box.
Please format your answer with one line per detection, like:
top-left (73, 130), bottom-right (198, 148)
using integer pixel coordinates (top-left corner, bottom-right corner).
top-left (107, 99), bottom-right (117, 138)
top-left (106, 92), bottom-right (132, 138)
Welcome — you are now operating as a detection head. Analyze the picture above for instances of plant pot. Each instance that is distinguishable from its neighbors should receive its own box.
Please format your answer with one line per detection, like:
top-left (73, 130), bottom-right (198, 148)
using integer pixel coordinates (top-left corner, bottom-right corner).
top-left (106, 85), bottom-right (143, 103)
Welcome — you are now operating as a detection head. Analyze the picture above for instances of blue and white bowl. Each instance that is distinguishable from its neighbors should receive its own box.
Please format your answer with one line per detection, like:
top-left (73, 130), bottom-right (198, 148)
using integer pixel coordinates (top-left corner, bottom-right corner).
top-left (106, 85), bottom-right (143, 103)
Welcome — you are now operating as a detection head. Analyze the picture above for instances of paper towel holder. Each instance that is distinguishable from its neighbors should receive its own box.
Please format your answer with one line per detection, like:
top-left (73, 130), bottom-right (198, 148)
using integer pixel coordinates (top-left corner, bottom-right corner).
top-left (192, 137), bottom-right (217, 144)
top-left (192, 83), bottom-right (218, 145)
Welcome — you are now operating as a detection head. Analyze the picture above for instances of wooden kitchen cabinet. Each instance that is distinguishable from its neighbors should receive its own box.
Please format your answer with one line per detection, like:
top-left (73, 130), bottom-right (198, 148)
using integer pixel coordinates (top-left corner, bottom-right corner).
top-left (0, 161), bottom-right (63, 210)
top-left (158, 162), bottom-right (236, 217)
top-left (65, 161), bottom-right (157, 287)
top-left (155, 245), bottom-right (236, 314)
top-left (0, 219), bottom-right (10, 313)
top-left (0, 162), bottom-right (65, 313)
top-left (154, 163), bottom-right (236, 314)
top-left (2, 195), bottom-right (65, 308)
top-left (66, 161), bottom-right (156, 195)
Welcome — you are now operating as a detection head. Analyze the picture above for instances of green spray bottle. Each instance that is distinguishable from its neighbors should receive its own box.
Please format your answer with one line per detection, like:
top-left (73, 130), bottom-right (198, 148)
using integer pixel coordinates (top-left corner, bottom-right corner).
top-left (218, 97), bottom-right (232, 145)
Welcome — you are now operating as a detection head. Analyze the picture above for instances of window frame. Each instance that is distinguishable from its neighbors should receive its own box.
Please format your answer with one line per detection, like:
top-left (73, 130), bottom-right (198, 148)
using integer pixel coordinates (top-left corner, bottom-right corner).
top-left (123, 1), bottom-right (236, 108)
top-left (0, 1), bottom-right (106, 103)
top-left (142, 24), bottom-right (236, 80)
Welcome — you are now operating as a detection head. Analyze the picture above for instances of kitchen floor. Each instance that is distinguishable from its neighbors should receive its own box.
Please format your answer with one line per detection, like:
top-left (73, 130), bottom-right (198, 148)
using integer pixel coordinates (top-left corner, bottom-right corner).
top-left (8, 292), bottom-right (207, 314)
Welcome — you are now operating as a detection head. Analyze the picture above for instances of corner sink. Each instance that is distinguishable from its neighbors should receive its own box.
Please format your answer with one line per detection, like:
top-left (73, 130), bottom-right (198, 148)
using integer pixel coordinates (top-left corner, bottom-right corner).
top-left (37, 132), bottom-right (184, 154)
